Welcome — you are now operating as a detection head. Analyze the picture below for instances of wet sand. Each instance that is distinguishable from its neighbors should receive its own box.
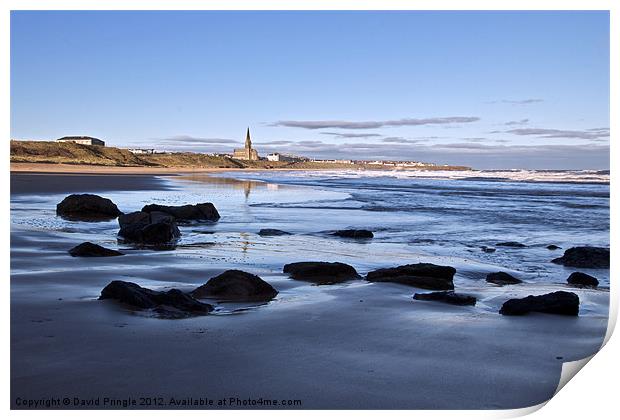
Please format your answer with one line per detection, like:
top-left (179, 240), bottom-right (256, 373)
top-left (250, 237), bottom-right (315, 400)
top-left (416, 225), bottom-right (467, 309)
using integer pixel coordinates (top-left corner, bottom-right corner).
top-left (10, 162), bottom-right (229, 175)
top-left (11, 172), bottom-right (172, 195)
top-left (10, 172), bottom-right (609, 410)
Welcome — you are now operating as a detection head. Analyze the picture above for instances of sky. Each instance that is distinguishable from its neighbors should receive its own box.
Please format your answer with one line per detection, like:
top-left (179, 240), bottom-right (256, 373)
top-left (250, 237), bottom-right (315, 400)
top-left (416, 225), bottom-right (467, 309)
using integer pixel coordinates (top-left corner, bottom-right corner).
top-left (10, 11), bottom-right (610, 169)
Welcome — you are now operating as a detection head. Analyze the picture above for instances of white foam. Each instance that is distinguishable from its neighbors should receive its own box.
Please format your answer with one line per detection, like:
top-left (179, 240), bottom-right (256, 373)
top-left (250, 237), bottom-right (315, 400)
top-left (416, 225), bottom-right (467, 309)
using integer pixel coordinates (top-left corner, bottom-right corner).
top-left (265, 169), bottom-right (609, 184)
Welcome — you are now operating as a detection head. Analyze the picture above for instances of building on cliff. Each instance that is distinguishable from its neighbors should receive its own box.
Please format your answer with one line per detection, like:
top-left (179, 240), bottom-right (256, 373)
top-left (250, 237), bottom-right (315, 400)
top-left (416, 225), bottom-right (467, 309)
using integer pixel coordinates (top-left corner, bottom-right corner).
top-left (232, 128), bottom-right (259, 161)
top-left (56, 136), bottom-right (105, 146)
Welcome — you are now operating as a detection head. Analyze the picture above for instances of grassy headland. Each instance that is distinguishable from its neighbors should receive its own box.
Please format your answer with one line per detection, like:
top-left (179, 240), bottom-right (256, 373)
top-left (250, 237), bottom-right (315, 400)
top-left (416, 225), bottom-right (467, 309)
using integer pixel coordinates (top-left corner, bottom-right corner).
top-left (10, 140), bottom-right (470, 171)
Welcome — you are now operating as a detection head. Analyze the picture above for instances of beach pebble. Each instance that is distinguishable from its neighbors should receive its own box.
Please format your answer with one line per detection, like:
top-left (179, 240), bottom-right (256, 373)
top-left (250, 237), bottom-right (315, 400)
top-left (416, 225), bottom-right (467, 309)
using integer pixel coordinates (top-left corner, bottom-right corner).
top-left (99, 280), bottom-right (213, 319)
top-left (366, 263), bottom-right (455, 290)
top-left (56, 193), bottom-right (121, 221)
top-left (551, 246), bottom-right (610, 268)
top-left (413, 291), bottom-right (476, 306)
top-left (283, 262), bottom-right (361, 285)
top-left (567, 272), bottom-right (599, 288)
top-left (499, 291), bottom-right (579, 316)
top-left (486, 272), bottom-right (522, 286)
top-left (68, 242), bottom-right (124, 257)
top-left (192, 270), bottom-right (278, 301)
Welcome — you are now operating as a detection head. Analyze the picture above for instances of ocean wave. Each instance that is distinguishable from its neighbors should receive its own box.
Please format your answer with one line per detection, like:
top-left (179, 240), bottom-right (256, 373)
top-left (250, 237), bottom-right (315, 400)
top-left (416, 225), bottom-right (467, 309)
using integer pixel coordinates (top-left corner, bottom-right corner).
top-left (229, 169), bottom-right (610, 185)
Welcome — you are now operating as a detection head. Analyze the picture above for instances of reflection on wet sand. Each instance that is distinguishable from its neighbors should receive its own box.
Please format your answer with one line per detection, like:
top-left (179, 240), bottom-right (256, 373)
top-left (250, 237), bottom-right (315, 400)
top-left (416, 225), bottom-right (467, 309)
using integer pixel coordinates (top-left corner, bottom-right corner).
top-left (239, 232), bottom-right (251, 254)
top-left (175, 174), bottom-right (280, 200)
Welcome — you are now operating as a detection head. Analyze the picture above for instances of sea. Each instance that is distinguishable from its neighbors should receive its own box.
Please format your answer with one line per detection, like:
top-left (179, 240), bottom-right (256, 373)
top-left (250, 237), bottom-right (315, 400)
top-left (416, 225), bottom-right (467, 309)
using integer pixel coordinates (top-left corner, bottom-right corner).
top-left (11, 168), bottom-right (610, 290)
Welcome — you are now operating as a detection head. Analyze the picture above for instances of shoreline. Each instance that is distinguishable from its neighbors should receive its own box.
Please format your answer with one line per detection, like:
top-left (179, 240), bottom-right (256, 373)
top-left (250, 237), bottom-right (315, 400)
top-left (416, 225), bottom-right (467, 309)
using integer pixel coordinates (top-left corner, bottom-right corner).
top-left (10, 162), bottom-right (236, 175)
top-left (9, 162), bottom-right (470, 175)
top-left (10, 171), bottom-right (610, 409)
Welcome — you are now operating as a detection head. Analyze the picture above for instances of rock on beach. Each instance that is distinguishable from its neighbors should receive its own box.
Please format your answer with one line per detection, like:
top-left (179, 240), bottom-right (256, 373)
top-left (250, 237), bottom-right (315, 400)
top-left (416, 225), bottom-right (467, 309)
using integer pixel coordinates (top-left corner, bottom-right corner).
top-left (283, 262), bottom-right (361, 285)
top-left (192, 270), bottom-right (278, 301)
top-left (413, 291), bottom-right (476, 306)
top-left (99, 280), bottom-right (213, 319)
top-left (56, 194), bottom-right (121, 221)
top-left (551, 246), bottom-right (610, 268)
top-left (141, 202), bottom-right (220, 222)
top-left (366, 263), bottom-right (455, 290)
top-left (332, 229), bottom-right (374, 239)
top-left (500, 291), bottom-right (579, 316)
top-left (118, 211), bottom-right (181, 245)
top-left (486, 272), bottom-right (522, 286)
top-left (68, 242), bottom-right (124, 257)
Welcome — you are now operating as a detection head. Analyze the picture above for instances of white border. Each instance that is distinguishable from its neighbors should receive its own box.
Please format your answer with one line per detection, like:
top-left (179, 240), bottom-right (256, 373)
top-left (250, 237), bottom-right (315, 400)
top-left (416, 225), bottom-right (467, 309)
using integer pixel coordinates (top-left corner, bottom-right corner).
top-left (2, 1), bottom-right (617, 419)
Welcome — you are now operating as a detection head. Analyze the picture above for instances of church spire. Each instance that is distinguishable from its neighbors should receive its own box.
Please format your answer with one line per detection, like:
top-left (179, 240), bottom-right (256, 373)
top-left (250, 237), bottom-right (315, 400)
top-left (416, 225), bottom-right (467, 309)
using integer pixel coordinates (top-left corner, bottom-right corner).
top-left (245, 127), bottom-right (252, 149)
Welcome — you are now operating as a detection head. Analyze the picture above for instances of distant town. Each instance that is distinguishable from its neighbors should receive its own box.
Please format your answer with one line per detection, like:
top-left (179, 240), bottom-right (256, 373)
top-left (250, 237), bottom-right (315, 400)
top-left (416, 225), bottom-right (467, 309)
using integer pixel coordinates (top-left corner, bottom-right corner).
top-left (45, 128), bottom-right (458, 169)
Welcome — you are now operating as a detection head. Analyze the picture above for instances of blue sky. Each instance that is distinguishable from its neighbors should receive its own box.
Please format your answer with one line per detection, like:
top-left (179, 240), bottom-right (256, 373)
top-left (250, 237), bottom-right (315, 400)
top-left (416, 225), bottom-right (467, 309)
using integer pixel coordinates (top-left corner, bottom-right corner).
top-left (11, 11), bottom-right (609, 169)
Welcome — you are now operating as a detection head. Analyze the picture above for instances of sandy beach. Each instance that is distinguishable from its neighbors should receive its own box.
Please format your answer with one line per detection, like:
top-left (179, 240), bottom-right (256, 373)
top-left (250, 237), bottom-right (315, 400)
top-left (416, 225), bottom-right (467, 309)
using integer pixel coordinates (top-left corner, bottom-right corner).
top-left (10, 162), bottom-right (236, 174)
top-left (10, 170), bottom-right (609, 409)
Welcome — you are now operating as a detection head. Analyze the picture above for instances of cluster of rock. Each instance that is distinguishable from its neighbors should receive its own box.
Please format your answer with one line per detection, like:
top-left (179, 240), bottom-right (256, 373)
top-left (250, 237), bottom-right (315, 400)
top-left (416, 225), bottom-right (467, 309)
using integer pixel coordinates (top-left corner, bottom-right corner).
top-left (96, 249), bottom-right (604, 318)
top-left (100, 269), bottom-right (278, 318)
top-left (57, 193), bottom-right (608, 320)
top-left (56, 193), bottom-right (221, 249)
top-left (99, 281), bottom-right (214, 319)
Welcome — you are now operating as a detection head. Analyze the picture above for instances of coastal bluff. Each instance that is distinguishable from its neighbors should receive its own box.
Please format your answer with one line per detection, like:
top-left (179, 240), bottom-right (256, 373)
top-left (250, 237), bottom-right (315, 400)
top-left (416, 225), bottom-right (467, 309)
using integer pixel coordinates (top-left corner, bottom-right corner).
top-left (10, 140), bottom-right (470, 171)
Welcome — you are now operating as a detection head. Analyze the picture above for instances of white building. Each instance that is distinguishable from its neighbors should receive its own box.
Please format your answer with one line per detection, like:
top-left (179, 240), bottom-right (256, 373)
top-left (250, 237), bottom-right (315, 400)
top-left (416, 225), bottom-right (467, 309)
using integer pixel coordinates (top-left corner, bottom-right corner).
top-left (127, 148), bottom-right (155, 155)
top-left (267, 153), bottom-right (303, 162)
top-left (56, 136), bottom-right (105, 146)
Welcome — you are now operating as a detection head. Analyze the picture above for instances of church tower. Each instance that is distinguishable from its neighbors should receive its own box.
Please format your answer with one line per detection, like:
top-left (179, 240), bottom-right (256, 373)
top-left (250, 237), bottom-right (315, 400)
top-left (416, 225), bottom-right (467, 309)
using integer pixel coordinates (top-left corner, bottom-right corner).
top-left (233, 127), bottom-right (260, 161)
top-left (245, 127), bottom-right (252, 149)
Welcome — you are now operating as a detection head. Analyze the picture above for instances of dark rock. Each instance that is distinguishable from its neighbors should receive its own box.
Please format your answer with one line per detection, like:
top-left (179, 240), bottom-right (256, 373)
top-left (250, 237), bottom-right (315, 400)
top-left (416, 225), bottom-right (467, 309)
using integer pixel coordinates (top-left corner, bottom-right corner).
top-left (413, 291), bottom-right (476, 306)
top-left (332, 229), bottom-right (374, 239)
top-left (495, 241), bottom-right (527, 248)
top-left (119, 210), bottom-right (151, 226)
top-left (56, 194), bottom-right (121, 221)
top-left (486, 271), bottom-right (522, 286)
top-left (481, 246), bottom-right (496, 253)
top-left (567, 272), bottom-right (599, 288)
top-left (258, 229), bottom-right (292, 236)
top-left (500, 291), bottom-right (579, 316)
top-left (149, 211), bottom-right (176, 224)
top-left (99, 280), bottom-right (213, 318)
top-left (141, 222), bottom-right (181, 244)
top-left (192, 270), bottom-right (278, 301)
top-left (551, 246), bottom-right (610, 268)
top-left (141, 202), bottom-right (220, 222)
top-left (68, 242), bottom-right (123, 257)
top-left (283, 262), bottom-right (361, 285)
top-left (547, 244), bottom-right (561, 250)
top-left (118, 211), bottom-right (181, 245)
top-left (366, 263), bottom-right (455, 290)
